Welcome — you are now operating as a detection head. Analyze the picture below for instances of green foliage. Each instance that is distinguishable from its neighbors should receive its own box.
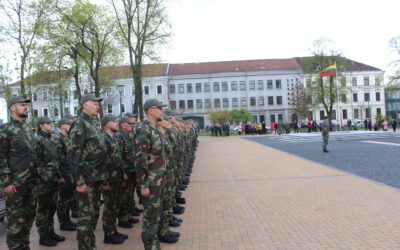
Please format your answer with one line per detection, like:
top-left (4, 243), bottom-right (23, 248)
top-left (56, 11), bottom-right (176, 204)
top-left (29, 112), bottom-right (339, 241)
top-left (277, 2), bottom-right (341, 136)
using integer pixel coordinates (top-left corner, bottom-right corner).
top-left (209, 110), bottom-right (229, 125)
top-left (228, 108), bottom-right (252, 124)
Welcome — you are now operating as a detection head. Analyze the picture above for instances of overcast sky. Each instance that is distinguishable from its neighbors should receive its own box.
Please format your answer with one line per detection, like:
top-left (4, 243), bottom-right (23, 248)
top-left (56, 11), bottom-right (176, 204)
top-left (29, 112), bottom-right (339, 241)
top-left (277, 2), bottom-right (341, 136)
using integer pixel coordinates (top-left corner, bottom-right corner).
top-left (158, 0), bottom-right (399, 75)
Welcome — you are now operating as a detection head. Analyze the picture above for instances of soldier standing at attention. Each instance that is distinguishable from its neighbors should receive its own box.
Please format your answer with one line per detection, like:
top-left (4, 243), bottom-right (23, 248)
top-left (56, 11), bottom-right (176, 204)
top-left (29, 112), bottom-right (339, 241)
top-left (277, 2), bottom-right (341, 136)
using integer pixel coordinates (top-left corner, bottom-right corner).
top-left (101, 115), bottom-right (127, 244)
top-left (135, 99), bottom-right (168, 250)
top-left (56, 118), bottom-right (77, 231)
top-left (68, 94), bottom-right (108, 250)
top-left (322, 116), bottom-right (330, 153)
top-left (36, 116), bottom-right (66, 246)
top-left (0, 97), bottom-right (38, 250)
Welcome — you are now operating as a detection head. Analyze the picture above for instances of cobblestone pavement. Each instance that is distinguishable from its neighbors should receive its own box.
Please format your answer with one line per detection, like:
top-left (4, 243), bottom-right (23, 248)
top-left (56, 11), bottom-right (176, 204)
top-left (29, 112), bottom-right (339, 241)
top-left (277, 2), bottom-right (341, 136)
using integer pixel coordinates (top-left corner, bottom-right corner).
top-left (1, 136), bottom-right (400, 249)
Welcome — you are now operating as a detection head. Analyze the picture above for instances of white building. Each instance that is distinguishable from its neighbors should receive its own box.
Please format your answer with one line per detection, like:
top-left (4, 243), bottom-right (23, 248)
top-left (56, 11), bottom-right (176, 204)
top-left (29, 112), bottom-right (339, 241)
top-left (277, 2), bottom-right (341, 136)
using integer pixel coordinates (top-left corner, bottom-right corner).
top-left (8, 57), bottom-right (385, 129)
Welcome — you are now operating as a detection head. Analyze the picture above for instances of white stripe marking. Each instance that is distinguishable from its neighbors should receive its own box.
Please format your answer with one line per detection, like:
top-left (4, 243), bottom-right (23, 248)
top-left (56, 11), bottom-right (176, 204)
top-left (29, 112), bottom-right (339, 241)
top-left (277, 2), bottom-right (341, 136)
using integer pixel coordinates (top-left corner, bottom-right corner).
top-left (362, 140), bottom-right (400, 147)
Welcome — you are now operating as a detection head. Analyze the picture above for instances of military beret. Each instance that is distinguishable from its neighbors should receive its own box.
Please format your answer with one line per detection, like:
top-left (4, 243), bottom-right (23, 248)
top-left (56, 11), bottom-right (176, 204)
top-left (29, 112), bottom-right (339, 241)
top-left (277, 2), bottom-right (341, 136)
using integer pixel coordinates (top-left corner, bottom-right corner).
top-left (57, 118), bottom-right (71, 127)
top-left (143, 99), bottom-right (167, 110)
top-left (7, 96), bottom-right (31, 108)
top-left (101, 115), bottom-right (118, 126)
top-left (119, 116), bottom-right (131, 125)
top-left (80, 94), bottom-right (103, 106)
top-left (37, 116), bottom-right (52, 125)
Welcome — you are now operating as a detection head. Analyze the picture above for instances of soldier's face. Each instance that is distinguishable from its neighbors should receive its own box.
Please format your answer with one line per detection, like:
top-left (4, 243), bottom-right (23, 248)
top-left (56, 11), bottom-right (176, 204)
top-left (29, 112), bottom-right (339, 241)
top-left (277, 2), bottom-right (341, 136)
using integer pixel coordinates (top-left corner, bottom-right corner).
top-left (159, 119), bottom-right (170, 129)
top-left (83, 101), bottom-right (100, 117)
top-left (60, 124), bottom-right (70, 133)
top-left (40, 122), bottom-right (53, 133)
top-left (149, 106), bottom-right (163, 121)
top-left (11, 102), bottom-right (29, 118)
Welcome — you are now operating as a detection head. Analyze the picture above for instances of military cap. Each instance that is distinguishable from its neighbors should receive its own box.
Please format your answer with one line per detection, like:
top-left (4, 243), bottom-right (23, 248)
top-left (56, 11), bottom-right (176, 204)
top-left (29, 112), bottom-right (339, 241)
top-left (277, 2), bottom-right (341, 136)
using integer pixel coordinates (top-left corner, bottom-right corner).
top-left (143, 99), bottom-right (167, 110)
top-left (162, 114), bottom-right (171, 120)
top-left (101, 114), bottom-right (118, 126)
top-left (58, 118), bottom-right (71, 127)
top-left (37, 116), bottom-right (52, 125)
top-left (163, 110), bottom-right (175, 116)
top-left (124, 112), bottom-right (138, 118)
top-left (63, 114), bottom-right (75, 120)
top-left (7, 96), bottom-right (31, 108)
top-left (119, 116), bottom-right (131, 125)
top-left (79, 94), bottom-right (103, 106)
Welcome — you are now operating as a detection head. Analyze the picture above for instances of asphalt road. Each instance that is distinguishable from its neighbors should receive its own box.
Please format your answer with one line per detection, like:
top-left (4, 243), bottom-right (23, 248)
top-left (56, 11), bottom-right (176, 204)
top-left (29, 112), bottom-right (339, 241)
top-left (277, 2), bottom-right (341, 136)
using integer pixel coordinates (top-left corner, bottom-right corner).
top-left (246, 136), bottom-right (400, 190)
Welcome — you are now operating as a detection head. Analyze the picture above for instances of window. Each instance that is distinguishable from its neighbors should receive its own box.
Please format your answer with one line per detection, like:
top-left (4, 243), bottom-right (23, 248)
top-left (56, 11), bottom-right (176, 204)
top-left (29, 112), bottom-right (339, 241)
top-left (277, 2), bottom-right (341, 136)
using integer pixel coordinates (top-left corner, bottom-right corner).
top-left (240, 81), bottom-right (246, 91)
top-left (132, 86), bottom-right (136, 96)
top-left (276, 80), bottom-right (282, 89)
top-left (257, 80), bottom-right (264, 90)
top-left (341, 94), bottom-right (347, 103)
top-left (214, 98), bottom-right (220, 108)
top-left (107, 104), bottom-right (113, 114)
top-left (366, 108), bottom-right (371, 118)
top-left (196, 99), bottom-right (202, 109)
top-left (270, 114), bottom-right (275, 123)
top-left (157, 85), bottom-right (163, 95)
top-left (305, 78), bottom-right (311, 88)
top-left (364, 76), bottom-right (369, 86)
top-left (377, 108), bottom-right (381, 115)
top-left (249, 80), bottom-right (255, 90)
top-left (169, 84), bottom-right (175, 94)
top-left (278, 114), bottom-right (283, 122)
top-left (204, 83), bottom-right (210, 92)
top-left (33, 109), bottom-right (38, 118)
top-left (267, 80), bottom-right (273, 89)
top-left (354, 109), bottom-right (359, 119)
top-left (364, 93), bottom-right (370, 102)
top-left (342, 109), bottom-right (348, 119)
top-left (277, 96), bottom-right (282, 105)
top-left (43, 91), bottom-right (48, 101)
top-left (250, 97), bottom-right (256, 106)
top-left (332, 110), bottom-right (336, 120)
top-left (319, 110), bottom-right (325, 120)
top-left (54, 108), bottom-right (59, 117)
top-left (375, 76), bottom-right (381, 86)
top-left (117, 85), bottom-right (125, 96)
top-left (188, 100), bottom-right (193, 109)
top-left (232, 98), bottom-right (238, 108)
top-left (144, 86), bottom-right (150, 95)
top-left (241, 97), bottom-right (247, 107)
top-left (187, 84), bottom-right (192, 93)
top-left (268, 96), bottom-right (274, 105)
top-left (33, 93), bottom-right (38, 101)
top-left (106, 90), bottom-right (112, 97)
top-left (340, 76), bottom-right (346, 87)
top-left (353, 93), bottom-right (358, 102)
top-left (258, 97), bottom-right (264, 106)
top-left (231, 81), bottom-right (238, 91)
top-left (222, 82), bottom-right (228, 91)
top-left (179, 100), bottom-right (185, 109)
top-left (64, 107), bottom-right (69, 114)
top-left (195, 83), bottom-right (202, 93)
top-left (119, 104), bottom-right (124, 114)
top-left (352, 77), bottom-right (357, 86)
top-left (213, 82), bottom-right (220, 92)
top-left (170, 101), bottom-right (176, 110)
top-left (178, 84), bottom-right (184, 93)
top-left (74, 107), bottom-right (78, 115)
top-left (43, 108), bottom-right (48, 117)
top-left (223, 98), bottom-right (229, 108)
top-left (376, 92), bottom-right (381, 101)
top-left (205, 99), bottom-right (211, 108)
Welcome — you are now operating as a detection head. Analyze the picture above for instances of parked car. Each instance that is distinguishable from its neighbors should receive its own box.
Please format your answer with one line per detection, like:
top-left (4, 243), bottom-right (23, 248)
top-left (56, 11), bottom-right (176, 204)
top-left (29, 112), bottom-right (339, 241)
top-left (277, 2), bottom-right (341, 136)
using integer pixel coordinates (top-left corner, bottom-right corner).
top-left (352, 119), bottom-right (364, 128)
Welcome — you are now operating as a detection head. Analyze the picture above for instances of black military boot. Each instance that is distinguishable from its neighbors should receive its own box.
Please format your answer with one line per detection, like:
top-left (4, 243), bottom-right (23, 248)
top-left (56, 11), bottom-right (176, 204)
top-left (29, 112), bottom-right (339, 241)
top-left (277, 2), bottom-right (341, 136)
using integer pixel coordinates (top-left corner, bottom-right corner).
top-left (159, 233), bottom-right (179, 243)
top-left (104, 234), bottom-right (124, 244)
top-left (118, 221), bottom-right (133, 228)
top-left (172, 206), bottom-right (184, 215)
top-left (67, 219), bottom-right (77, 227)
top-left (39, 236), bottom-right (57, 247)
top-left (169, 219), bottom-right (181, 227)
top-left (50, 232), bottom-right (65, 242)
top-left (128, 217), bottom-right (140, 224)
top-left (60, 222), bottom-right (76, 231)
top-left (172, 216), bottom-right (183, 223)
top-left (131, 209), bottom-right (141, 217)
top-left (167, 230), bottom-right (180, 238)
top-left (114, 231), bottom-right (128, 240)
top-left (133, 206), bottom-right (144, 213)
top-left (176, 197), bottom-right (186, 204)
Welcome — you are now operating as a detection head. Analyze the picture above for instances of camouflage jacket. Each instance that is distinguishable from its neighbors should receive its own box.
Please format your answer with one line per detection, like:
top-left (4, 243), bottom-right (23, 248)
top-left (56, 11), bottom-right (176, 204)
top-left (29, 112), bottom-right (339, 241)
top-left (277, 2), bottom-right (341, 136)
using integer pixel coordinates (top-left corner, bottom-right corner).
top-left (54, 132), bottom-right (72, 179)
top-left (0, 117), bottom-right (38, 188)
top-left (164, 129), bottom-right (176, 175)
top-left (135, 119), bottom-right (166, 188)
top-left (103, 132), bottom-right (124, 184)
top-left (322, 120), bottom-right (330, 134)
top-left (68, 113), bottom-right (108, 186)
top-left (36, 130), bottom-right (61, 183)
top-left (115, 131), bottom-right (135, 173)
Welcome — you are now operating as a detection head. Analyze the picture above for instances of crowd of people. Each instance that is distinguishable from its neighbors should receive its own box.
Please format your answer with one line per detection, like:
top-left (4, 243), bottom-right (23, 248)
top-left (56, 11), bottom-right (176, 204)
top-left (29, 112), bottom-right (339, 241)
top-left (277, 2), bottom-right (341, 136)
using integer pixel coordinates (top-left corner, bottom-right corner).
top-left (0, 94), bottom-right (198, 250)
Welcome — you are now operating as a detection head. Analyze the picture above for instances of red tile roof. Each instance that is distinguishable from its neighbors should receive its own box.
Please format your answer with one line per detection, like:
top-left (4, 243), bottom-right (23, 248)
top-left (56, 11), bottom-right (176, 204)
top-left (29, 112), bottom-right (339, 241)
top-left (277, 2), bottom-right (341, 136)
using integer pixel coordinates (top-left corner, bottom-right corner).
top-left (100, 64), bottom-right (168, 79)
top-left (169, 58), bottom-right (302, 76)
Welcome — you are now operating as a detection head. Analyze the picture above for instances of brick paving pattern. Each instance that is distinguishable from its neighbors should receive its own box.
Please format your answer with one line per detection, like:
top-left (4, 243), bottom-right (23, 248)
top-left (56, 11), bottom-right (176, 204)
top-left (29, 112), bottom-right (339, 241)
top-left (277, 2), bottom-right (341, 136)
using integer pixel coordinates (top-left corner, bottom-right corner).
top-left (1, 136), bottom-right (400, 249)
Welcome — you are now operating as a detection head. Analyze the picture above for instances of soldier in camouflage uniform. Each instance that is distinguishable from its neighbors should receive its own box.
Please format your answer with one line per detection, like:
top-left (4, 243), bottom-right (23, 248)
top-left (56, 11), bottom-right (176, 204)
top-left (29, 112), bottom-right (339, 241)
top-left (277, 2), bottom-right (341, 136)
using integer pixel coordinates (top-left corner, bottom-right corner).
top-left (36, 116), bottom-right (66, 246)
top-left (322, 117), bottom-right (330, 153)
top-left (0, 97), bottom-right (38, 250)
top-left (136, 99), bottom-right (178, 250)
top-left (55, 118), bottom-right (77, 231)
top-left (68, 94), bottom-right (109, 250)
top-left (101, 115), bottom-right (127, 244)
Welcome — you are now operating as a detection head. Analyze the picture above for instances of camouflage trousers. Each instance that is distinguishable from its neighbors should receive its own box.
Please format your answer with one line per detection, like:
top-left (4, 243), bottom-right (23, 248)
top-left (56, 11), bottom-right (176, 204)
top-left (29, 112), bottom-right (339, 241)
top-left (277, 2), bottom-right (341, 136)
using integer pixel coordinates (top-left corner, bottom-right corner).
top-left (76, 183), bottom-right (102, 250)
top-left (57, 177), bottom-right (77, 224)
top-left (5, 181), bottom-right (38, 250)
top-left (36, 180), bottom-right (58, 238)
top-left (158, 171), bottom-right (175, 236)
top-left (118, 172), bottom-right (136, 223)
top-left (102, 182), bottom-right (122, 237)
top-left (142, 185), bottom-right (165, 250)
top-left (322, 133), bottom-right (329, 150)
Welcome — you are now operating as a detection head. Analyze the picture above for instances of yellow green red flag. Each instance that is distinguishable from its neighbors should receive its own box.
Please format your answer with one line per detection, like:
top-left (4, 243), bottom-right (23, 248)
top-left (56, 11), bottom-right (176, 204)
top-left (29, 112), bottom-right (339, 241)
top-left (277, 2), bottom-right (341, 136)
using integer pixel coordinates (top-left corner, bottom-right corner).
top-left (319, 64), bottom-right (337, 77)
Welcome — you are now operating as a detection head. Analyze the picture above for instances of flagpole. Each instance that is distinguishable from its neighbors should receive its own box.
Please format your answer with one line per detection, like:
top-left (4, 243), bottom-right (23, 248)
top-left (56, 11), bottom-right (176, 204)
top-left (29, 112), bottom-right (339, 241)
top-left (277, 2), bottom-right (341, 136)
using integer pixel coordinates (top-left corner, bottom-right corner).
top-left (335, 62), bottom-right (341, 131)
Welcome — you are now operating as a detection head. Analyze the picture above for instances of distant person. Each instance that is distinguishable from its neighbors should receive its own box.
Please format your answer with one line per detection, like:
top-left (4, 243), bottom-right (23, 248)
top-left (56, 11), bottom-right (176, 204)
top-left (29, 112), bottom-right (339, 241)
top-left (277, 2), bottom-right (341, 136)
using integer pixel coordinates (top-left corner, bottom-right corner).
top-left (307, 120), bottom-right (312, 133)
top-left (270, 122), bottom-right (276, 134)
top-left (392, 120), bottom-right (397, 133)
top-left (364, 119), bottom-right (368, 130)
top-left (322, 117), bottom-right (330, 153)
top-left (347, 119), bottom-right (352, 131)
top-left (368, 119), bottom-right (372, 131)
top-left (382, 119), bottom-right (388, 131)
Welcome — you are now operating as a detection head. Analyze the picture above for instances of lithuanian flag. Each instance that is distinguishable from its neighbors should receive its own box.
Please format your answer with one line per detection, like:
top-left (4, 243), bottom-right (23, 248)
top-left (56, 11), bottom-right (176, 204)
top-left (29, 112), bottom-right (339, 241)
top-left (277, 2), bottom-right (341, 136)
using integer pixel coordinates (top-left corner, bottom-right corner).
top-left (319, 64), bottom-right (337, 77)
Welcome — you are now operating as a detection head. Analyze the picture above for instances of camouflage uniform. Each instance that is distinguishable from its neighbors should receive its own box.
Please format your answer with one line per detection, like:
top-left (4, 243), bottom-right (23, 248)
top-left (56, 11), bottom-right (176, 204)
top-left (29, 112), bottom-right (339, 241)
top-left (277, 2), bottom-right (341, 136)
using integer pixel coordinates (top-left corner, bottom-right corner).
top-left (135, 119), bottom-right (166, 250)
top-left (0, 117), bottom-right (38, 250)
top-left (115, 130), bottom-right (136, 223)
top-left (322, 119), bottom-right (330, 152)
top-left (55, 132), bottom-right (77, 225)
top-left (68, 113), bottom-right (108, 250)
top-left (102, 132), bottom-right (124, 237)
top-left (36, 129), bottom-right (62, 239)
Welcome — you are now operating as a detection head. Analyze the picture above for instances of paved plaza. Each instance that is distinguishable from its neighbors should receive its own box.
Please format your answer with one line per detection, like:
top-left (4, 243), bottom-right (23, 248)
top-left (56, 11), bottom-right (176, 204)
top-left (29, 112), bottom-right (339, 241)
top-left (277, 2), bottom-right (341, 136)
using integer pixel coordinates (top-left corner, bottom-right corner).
top-left (1, 135), bottom-right (400, 249)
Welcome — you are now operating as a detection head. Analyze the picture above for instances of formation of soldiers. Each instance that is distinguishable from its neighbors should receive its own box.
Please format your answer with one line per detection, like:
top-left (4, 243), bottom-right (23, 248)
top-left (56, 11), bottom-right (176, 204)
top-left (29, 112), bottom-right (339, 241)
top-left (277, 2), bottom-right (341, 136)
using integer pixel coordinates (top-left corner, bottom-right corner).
top-left (0, 94), bottom-right (198, 250)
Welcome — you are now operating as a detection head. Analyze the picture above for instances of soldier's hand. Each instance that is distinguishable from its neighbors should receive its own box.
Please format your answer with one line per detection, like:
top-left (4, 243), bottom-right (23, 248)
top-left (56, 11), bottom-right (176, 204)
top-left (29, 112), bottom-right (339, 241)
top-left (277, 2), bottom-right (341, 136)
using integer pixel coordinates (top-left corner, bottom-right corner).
top-left (123, 174), bottom-right (128, 181)
top-left (140, 187), bottom-right (150, 198)
top-left (102, 184), bottom-right (110, 191)
top-left (58, 178), bottom-right (65, 184)
top-left (76, 184), bottom-right (88, 193)
top-left (4, 185), bottom-right (17, 196)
